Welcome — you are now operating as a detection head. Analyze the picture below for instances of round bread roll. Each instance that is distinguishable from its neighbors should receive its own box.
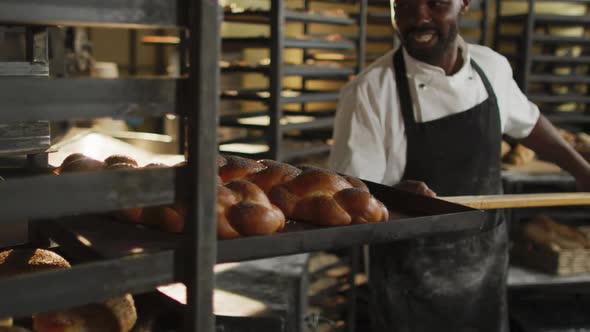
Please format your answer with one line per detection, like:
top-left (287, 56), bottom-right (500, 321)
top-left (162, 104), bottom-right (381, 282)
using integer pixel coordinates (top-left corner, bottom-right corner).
top-left (0, 249), bottom-right (71, 276)
top-left (54, 153), bottom-right (88, 174)
top-left (104, 155), bottom-right (138, 168)
top-left (33, 294), bottom-right (137, 332)
top-left (59, 158), bottom-right (104, 174)
top-left (0, 249), bottom-right (71, 330)
top-left (0, 249), bottom-right (136, 332)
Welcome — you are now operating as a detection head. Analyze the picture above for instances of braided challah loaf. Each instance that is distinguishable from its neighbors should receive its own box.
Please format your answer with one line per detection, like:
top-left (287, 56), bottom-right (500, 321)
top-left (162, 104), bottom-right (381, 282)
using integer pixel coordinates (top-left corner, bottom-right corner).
top-left (268, 166), bottom-right (389, 226)
top-left (218, 156), bottom-right (388, 226)
top-left (217, 179), bottom-right (286, 239)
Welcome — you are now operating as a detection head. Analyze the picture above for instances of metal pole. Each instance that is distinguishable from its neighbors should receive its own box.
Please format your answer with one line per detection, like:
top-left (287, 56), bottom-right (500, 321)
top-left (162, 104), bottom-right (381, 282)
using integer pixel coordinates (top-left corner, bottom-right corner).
top-left (182, 0), bottom-right (219, 330)
top-left (492, 0), bottom-right (501, 51)
top-left (301, 0), bottom-right (310, 114)
top-left (269, 0), bottom-right (284, 161)
top-left (480, 0), bottom-right (489, 46)
top-left (522, 0), bottom-right (535, 94)
top-left (128, 29), bottom-right (137, 76)
top-left (347, 246), bottom-right (359, 332)
top-left (357, 0), bottom-right (368, 73)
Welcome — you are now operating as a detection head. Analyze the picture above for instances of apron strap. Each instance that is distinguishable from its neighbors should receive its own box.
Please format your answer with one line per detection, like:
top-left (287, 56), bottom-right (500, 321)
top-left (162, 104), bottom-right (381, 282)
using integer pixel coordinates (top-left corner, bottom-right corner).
top-left (394, 50), bottom-right (500, 133)
top-left (393, 50), bottom-right (417, 131)
top-left (470, 59), bottom-right (498, 106)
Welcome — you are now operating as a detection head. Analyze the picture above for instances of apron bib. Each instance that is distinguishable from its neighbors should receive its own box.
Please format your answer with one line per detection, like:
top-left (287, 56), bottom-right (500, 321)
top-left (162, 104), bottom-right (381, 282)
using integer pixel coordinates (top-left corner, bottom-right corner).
top-left (368, 50), bottom-right (509, 332)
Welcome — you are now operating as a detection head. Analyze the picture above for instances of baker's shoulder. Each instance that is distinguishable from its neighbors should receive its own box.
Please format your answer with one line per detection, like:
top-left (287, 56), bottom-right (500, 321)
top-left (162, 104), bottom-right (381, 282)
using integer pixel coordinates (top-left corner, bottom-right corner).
top-left (341, 49), bottom-right (396, 96)
top-left (468, 43), bottom-right (511, 72)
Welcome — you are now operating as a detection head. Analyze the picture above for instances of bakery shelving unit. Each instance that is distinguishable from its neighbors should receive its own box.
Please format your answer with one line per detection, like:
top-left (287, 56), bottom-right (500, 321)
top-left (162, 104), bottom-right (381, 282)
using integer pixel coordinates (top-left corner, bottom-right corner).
top-left (0, 2), bottom-right (220, 331)
top-left (218, 0), bottom-right (367, 162)
top-left (493, 0), bottom-right (590, 294)
top-left (494, 0), bottom-right (590, 130)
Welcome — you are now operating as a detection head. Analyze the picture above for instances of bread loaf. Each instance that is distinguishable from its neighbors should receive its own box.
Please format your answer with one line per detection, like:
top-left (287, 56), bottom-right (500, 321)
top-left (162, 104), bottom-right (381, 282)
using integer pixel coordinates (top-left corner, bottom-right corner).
top-left (503, 144), bottom-right (535, 166)
top-left (104, 155), bottom-right (139, 168)
top-left (0, 249), bottom-right (71, 275)
top-left (269, 166), bottom-right (389, 226)
top-left (0, 249), bottom-right (136, 332)
top-left (525, 215), bottom-right (590, 250)
top-left (217, 180), bottom-right (286, 238)
top-left (57, 156), bottom-right (104, 174)
top-left (33, 295), bottom-right (137, 332)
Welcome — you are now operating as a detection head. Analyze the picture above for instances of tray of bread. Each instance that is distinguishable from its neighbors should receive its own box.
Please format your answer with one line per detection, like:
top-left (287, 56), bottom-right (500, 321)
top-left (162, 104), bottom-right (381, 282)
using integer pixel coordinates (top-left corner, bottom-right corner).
top-left (511, 215), bottom-right (590, 276)
top-left (42, 153), bottom-right (489, 263)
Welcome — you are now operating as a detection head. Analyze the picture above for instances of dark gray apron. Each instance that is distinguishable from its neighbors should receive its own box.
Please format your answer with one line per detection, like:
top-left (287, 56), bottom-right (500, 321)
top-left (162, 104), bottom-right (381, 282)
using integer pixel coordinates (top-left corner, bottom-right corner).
top-left (368, 50), bottom-right (509, 332)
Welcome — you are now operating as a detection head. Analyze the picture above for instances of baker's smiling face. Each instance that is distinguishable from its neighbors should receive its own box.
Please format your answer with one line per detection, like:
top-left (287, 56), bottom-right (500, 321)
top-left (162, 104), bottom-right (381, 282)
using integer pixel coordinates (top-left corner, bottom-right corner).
top-left (392, 0), bottom-right (469, 64)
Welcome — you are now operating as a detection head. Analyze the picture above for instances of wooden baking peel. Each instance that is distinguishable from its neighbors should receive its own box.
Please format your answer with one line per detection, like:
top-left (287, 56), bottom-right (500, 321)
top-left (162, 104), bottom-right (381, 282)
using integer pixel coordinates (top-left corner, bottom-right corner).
top-left (441, 192), bottom-right (590, 210)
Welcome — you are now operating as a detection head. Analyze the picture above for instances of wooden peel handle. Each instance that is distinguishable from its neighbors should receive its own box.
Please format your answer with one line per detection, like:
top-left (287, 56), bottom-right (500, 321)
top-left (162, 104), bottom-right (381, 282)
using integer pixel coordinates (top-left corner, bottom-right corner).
top-left (441, 192), bottom-right (590, 210)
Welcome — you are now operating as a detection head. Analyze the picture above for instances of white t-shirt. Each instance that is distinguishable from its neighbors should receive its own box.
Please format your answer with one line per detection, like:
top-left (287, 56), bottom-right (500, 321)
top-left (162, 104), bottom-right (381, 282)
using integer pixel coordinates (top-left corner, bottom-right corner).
top-left (328, 38), bottom-right (540, 186)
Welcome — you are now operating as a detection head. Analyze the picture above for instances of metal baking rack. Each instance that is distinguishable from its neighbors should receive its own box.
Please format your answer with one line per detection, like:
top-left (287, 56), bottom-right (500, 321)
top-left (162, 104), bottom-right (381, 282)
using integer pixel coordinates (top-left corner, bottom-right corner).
top-left (0, 3), bottom-right (220, 332)
top-left (494, 0), bottom-right (590, 129)
top-left (219, 0), bottom-right (367, 162)
top-left (42, 181), bottom-right (490, 264)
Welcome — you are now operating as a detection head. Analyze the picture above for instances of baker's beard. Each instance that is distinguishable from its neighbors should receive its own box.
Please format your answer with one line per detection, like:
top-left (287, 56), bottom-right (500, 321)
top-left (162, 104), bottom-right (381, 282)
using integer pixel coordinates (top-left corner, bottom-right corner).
top-left (400, 24), bottom-right (459, 65)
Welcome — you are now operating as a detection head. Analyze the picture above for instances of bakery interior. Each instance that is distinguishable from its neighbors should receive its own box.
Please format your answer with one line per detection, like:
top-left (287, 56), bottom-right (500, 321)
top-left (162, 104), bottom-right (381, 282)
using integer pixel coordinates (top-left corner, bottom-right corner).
top-left (1, 0), bottom-right (590, 331)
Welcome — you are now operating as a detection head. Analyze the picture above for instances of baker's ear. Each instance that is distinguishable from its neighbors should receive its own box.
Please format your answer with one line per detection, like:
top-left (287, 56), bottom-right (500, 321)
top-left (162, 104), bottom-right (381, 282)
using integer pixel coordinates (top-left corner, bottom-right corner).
top-left (460, 0), bottom-right (471, 14)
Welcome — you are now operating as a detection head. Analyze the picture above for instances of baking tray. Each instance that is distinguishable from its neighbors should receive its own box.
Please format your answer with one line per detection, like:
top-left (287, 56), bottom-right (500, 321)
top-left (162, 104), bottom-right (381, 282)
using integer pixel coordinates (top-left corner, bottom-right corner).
top-left (44, 180), bottom-right (490, 263)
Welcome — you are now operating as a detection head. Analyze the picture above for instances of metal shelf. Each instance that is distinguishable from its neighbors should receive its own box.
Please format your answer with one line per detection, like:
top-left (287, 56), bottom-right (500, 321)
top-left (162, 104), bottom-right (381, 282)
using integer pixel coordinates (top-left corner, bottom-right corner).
top-left (533, 35), bottom-right (590, 45)
top-left (0, 62), bottom-right (49, 76)
top-left (221, 63), bottom-right (355, 78)
top-left (283, 142), bottom-right (332, 160)
top-left (532, 55), bottom-right (590, 65)
top-left (221, 89), bottom-right (340, 104)
top-left (0, 167), bottom-right (176, 221)
top-left (509, 266), bottom-right (590, 289)
top-left (44, 183), bottom-right (489, 264)
top-left (0, 122), bottom-right (50, 157)
top-left (218, 138), bottom-right (332, 160)
top-left (0, 251), bottom-right (175, 317)
top-left (545, 112), bottom-right (590, 124)
top-left (0, 0), bottom-right (180, 28)
top-left (529, 74), bottom-right (590, 84)
top-left (500, 13), bottom-right (590, 26)
top-left (224, 9), bottom-right (356, 26)
top-left (502, 170), bottom-right (575, 186)
top-left (0, 78), bottom-right (177, 122)
top-left (220, 114), bottom-right (335, 132)
top-left (528, 94), bottom-right (590, 103)
top-left (222, 37), bottom-right (356, 50)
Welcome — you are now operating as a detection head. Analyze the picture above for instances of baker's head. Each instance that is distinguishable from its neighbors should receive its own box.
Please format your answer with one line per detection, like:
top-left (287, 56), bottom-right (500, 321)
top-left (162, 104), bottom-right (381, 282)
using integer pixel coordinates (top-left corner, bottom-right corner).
top-left (391, 0), bottom-right (470, 64)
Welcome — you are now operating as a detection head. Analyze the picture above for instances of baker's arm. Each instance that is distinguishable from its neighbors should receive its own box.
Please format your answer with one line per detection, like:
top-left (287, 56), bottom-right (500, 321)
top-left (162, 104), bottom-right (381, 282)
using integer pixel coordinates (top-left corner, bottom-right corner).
top-left (521, 115), bottom-right (590, 191)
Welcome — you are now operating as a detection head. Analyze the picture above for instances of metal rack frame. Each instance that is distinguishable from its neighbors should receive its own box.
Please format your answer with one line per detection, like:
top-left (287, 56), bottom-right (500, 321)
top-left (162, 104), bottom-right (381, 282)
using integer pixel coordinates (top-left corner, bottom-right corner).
top-left (0, 2), bottom-right (220, 331)
top-left (219, 0), bottom-right (367, 161)
top-left (494, 0), bottom-right (590, 129)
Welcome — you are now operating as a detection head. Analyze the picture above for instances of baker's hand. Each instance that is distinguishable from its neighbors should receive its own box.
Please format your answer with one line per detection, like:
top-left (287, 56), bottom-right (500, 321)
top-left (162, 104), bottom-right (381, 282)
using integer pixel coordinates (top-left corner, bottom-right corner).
top-left (393, 180), bottom-right (437, 197)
